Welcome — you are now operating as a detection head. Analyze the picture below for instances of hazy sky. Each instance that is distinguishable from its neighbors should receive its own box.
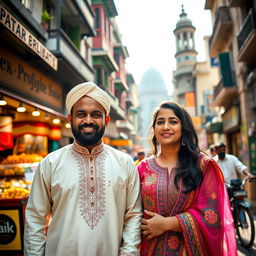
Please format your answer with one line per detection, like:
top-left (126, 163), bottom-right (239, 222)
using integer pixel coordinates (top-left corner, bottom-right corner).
top-left (114, 0), bottom-right (212, 94)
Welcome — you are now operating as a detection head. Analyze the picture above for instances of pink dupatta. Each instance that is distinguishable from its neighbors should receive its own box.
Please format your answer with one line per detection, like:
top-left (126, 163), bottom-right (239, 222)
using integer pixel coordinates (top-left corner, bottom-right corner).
top-left (176, 157), bottom-right (237, 255)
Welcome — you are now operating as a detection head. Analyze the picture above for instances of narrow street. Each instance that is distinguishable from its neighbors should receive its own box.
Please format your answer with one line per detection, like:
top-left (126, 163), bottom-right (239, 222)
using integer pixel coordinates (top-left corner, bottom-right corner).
top-left (238, 217), bottom-right (256, 256)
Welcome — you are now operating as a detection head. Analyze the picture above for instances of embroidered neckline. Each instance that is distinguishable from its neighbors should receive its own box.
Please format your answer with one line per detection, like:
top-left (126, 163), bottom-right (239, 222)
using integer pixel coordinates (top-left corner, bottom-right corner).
top-left (72, 141), bottom-right (104, 155)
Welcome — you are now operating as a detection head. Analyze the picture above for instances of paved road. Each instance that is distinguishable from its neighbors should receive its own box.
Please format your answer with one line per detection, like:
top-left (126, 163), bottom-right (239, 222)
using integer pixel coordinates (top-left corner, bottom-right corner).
top-left (237, 217), bottom-right (256, 256)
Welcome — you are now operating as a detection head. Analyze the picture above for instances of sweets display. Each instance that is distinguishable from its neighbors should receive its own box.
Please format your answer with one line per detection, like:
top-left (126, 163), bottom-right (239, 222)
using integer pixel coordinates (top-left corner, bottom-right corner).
top-left (0, 153), bottom-right (41, 199)
top-left (1, 153), bottom-right (43, 164)
top-left (0, 179), bottom-right (30, 199)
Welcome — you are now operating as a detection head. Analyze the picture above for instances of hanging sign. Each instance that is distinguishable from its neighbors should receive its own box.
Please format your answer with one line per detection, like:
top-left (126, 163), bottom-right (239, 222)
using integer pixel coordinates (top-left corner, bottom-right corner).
top-left (0, 4), bottom-right (58, 71)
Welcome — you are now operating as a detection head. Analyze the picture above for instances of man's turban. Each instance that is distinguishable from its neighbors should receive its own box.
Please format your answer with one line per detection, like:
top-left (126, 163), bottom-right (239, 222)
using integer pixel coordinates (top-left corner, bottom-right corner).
top-left (66, 82), bottom-right (111, 115)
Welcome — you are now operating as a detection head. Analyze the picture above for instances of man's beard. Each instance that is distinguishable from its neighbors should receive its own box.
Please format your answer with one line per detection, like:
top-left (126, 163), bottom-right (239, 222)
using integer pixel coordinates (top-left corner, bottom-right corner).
top-left (71, 122), bottom-right (105, 147)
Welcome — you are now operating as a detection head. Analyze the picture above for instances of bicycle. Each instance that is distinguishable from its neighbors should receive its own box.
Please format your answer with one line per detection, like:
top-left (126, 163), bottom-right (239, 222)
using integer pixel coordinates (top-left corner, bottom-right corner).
top-left (227, 177), bottom-right (256, 249)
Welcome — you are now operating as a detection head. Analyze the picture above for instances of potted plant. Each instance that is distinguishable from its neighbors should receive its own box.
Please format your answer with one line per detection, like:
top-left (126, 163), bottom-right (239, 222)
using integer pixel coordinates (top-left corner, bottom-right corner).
top-left (41, 9), bottom-right (54, 31)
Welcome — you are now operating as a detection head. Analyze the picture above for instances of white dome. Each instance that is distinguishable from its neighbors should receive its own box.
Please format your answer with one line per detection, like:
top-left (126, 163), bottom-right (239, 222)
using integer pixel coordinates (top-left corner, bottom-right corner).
top-left (175, 6), bottom-right (193, 28)
top-left (139, 67), bottom-right (167, 93)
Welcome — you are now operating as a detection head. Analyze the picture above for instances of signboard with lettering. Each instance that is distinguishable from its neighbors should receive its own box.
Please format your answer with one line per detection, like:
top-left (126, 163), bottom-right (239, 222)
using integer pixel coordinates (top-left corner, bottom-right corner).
top-left (0, 4), bottom-right (58, 71)
top-left (222, 106), bottom-right (239, 131)
top-left (0, 46), bottom-right (63, 112)
top-left (0, 209), bottom-right (22, 252)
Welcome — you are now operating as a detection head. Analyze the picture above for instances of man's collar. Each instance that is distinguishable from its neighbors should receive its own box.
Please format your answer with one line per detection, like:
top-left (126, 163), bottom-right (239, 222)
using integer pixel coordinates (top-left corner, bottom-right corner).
top-left (72, 141), bottom-right (104, 155)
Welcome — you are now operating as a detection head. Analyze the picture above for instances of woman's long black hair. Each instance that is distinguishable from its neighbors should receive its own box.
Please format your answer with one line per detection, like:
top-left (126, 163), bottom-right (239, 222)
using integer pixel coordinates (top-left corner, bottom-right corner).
top-left (149, 101), bottom-right (202, 193)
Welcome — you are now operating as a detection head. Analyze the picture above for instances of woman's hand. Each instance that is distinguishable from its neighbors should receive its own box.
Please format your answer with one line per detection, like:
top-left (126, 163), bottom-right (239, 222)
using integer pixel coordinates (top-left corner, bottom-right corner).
top-left (141, 210), bottom-right (168, 240)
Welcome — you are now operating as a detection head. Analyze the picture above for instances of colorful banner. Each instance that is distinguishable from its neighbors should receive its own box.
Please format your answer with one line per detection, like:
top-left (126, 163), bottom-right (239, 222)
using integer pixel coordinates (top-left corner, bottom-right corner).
top-left (0, 116), bottom-right (13, 150)
top-left (49, 126), bottom-right (61, 140)
top-left (13, 122), bottom-right (49, 137)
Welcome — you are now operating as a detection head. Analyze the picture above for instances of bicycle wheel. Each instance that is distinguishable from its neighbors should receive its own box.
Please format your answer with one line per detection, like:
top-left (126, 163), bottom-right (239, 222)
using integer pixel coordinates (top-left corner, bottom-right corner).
top-left (235, 205), bottom-right (255, 249)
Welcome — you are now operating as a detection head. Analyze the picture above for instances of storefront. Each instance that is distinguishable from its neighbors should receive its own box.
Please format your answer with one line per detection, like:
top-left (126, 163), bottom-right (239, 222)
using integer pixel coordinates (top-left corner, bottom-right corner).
top-left (0, 3), bottom-right (69, 254)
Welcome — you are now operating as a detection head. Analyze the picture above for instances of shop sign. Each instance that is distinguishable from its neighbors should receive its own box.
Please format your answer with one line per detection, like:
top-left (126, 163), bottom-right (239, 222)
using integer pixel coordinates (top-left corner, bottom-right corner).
top-left (0, 210), bottom-right (22, 251)
top-left (0, 4), bottom-right (58, 71)
top-left (0, 47), bottom-right (63, 111)
top-left (222, 106), bottom-right (239, 132)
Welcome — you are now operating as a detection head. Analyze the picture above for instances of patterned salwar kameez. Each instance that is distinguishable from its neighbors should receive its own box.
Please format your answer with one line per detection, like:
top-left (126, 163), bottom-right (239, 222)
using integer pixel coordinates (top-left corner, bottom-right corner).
top-left (138, 155), bottom-right (237, 256)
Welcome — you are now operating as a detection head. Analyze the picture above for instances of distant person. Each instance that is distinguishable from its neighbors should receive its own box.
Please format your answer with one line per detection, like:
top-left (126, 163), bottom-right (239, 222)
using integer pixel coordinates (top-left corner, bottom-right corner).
top-left (134, 151), bottom-right (145, 165)
top-left (209, 144), bottom-right (217, 158)
top-left (213, 142), bottom-right (253, 184)
top-left (24, 82), bottom-right (142, 256)
top-left (137, 101), bottom-right (237, 255)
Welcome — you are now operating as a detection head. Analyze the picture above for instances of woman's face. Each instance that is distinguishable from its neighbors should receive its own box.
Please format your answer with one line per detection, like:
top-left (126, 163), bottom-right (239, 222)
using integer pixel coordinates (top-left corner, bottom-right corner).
top-left (154, 108), bottom-right (182, 147)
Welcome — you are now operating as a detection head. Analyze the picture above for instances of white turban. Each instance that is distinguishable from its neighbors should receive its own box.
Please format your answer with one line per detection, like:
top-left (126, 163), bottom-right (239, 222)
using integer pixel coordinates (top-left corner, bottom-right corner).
top-left (66, 82), bottom-right (111, 115)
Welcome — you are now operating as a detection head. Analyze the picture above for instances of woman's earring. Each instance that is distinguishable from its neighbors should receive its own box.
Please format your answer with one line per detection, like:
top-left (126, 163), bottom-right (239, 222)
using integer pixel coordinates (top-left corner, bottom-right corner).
top-left (182, 139), bottom-right (185, 146)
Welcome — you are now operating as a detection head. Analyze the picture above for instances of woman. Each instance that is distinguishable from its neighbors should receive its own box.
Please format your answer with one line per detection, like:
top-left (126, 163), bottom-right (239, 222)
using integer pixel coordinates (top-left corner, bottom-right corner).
top-left (138, 102), bottom-right (237, 256)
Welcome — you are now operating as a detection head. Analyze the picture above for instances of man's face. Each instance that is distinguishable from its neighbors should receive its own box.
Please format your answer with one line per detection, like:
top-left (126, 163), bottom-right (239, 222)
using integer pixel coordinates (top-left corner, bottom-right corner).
top-left (68, 96), bottom-right (110, 148)
top-left (216, 146), bottom-right (226, 160)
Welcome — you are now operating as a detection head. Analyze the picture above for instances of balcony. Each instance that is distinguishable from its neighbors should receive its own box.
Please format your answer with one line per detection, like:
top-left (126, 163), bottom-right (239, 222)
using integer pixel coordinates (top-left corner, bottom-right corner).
top-left (173, 66), bottom-right (193, 79)
top-left (114, 77), bottom-right (128, 92)
top-left (209, 7), bottom-right (233, 57)
top-left (61, 0), bottom-right (95, 37)
top-left (213, 72), bottom-right (238, 106)
top-left (126, 93), bottom-right (134, 109)
top-left (92, 49), bottom-right (118, 72)
top-left (228, 0), bottom-right (244, 7)
top-left (47, 29), bottom-right (94, 83)
top-left (237, 9), bottom-right (256, 63)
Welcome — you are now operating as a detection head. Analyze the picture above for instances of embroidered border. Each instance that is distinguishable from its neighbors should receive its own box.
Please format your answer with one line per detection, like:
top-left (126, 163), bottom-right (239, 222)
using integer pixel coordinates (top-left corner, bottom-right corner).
top-left (177, 213), bottom-right (206, 256)
top-left (72, 148), bottom-right (107, 229)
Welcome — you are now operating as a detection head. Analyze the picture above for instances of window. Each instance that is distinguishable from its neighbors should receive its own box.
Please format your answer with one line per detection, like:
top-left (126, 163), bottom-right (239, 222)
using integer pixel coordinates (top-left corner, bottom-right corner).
top-left (95, 8), bottom-right (100, 29)
top-left (95, 67), bottom-right (103, 86)
top-left (218, 52), bottom-right (236, 87)
top-left (114, 52), bottom-right (120, 65)
top-left (104, 13), bottom-right (107, 34)
top-left (183, 32), bottom-right (188, 49)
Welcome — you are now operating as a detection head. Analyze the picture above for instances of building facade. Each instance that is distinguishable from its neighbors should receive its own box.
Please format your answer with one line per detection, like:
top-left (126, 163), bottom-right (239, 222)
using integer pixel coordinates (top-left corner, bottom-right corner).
top-left (205, 0), bottom-right (256, 210)
top-left (0, 0), bottom-right (139, 156)
top-left (91, 0), bottom-right (138, 151)
top-left (0, 0), bottom-right (95, 154)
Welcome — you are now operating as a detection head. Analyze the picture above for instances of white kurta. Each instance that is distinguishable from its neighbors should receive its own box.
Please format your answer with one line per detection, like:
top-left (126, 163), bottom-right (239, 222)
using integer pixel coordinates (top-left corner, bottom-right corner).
top-left (24, 142), bottom-right (142, 256)
top-left (213, 153), bottom-right (247, 184)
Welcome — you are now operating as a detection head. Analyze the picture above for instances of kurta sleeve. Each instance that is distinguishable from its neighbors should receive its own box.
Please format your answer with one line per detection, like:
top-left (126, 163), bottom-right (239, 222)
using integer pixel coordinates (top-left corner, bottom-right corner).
top-left (233, 156), bottom-right (247, 174)
top-left (176, 159), bottom-right (238, 256)
top-left (119, 159), bottom-right (142, 256)
top-left (24, 159), bottom-right (52, 256)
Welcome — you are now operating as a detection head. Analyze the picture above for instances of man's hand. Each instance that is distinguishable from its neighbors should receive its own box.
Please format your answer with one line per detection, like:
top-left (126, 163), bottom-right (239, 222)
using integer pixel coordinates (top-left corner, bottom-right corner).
top-left (243, 169), bottom-right (254, 180)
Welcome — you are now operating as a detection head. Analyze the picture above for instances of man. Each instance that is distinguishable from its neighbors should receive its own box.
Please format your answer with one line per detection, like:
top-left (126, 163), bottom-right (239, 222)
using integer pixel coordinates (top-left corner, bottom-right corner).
top-left (213, 142), bottom-right (253, 184)
top-left (134, 151), bottom-right (145, 165)
top-left (24, 82), bottom-right (142, 256)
